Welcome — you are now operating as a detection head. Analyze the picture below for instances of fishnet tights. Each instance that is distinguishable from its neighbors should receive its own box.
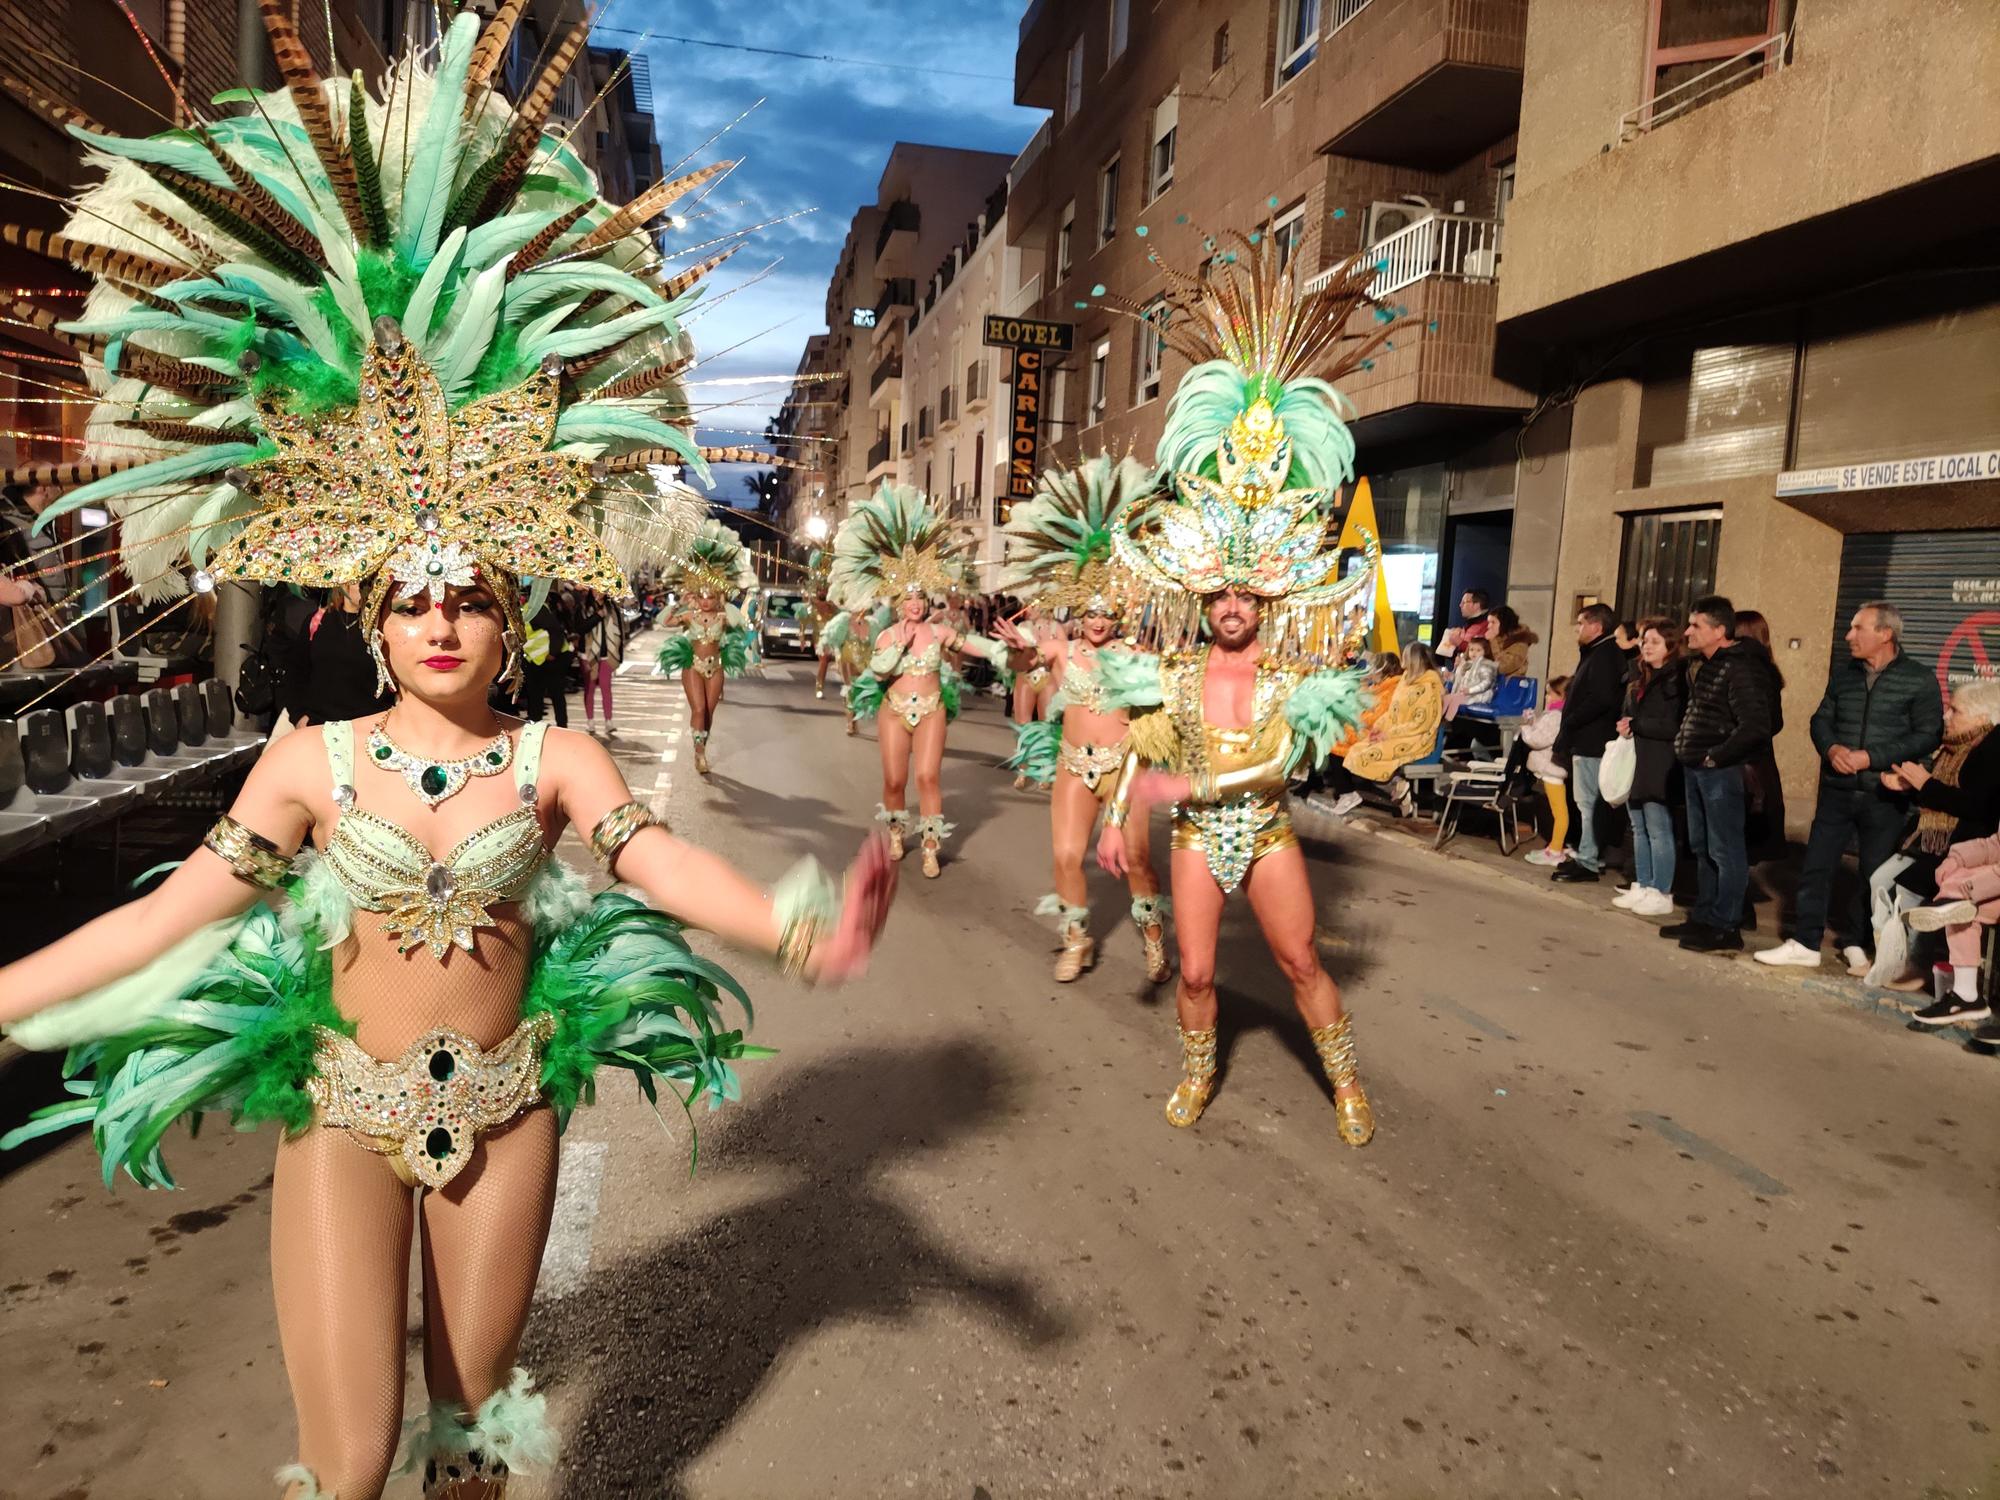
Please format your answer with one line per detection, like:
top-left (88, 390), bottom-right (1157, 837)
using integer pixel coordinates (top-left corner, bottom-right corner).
top-left (275, 914), bottom-right (559, 1500)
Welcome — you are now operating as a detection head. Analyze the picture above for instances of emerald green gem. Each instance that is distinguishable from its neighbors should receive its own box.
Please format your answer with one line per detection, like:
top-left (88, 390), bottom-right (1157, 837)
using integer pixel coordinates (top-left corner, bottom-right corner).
top-left (419, 765), bottom-right (449, 797)
top-left (485, 750), bottom-right (503, 765)
top-left (374, 744), bottom-right (392, 760)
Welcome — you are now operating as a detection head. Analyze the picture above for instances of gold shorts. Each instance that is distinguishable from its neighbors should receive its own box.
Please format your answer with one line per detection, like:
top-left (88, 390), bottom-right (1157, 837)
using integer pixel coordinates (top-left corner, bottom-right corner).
top-left (689, 654), bottom-right (722, 679)
top-left (1170, 795), bottom-right (1298, 894)
top-left (306, 1014), bottom-right (554, 1189)
top-left (1027, 666), bottom-right (1051, 689)
top-left (1058, 738), bottom-right (1128, 797)
top-left (885, 689), bottom-right (943, 730)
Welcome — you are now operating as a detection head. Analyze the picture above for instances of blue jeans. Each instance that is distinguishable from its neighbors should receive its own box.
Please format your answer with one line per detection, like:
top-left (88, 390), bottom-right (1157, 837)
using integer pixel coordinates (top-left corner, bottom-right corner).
top-left (1684, 765), bottom-right (1749, 931)
top-left (1571, 755), bottom-right (1604, 871)
top-left (1630, 800), bottom-right (1676, 893)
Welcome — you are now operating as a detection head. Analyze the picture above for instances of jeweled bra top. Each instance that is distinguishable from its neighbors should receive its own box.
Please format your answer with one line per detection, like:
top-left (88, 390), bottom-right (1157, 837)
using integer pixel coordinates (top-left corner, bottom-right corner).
top-left (321, 720), bottom-right (551, 959)
top-left (687, 612), bottom-right (728, 643)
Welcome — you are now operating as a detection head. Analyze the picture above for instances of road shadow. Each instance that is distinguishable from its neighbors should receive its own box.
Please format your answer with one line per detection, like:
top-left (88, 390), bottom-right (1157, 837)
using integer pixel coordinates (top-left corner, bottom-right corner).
top-left (524, 1040), bottom-right (1072, 1499)
top-left (701, 776), bottom-right (864, 870)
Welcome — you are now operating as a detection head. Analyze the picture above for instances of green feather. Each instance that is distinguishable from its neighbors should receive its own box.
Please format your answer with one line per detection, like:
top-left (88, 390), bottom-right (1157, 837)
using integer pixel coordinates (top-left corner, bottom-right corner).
top-left (394, 12), bottom-right (480, 265)
top-left (1283, 667), bottom-right (1373, 770)
top-left (349, 72), bottom-right (392, 245)
top-left (69, 125), bottom-right (236, 189)
top-left (38, 442), bottom-right (267, 522)
top-left (1095, 649), bottom-right (1165, 712)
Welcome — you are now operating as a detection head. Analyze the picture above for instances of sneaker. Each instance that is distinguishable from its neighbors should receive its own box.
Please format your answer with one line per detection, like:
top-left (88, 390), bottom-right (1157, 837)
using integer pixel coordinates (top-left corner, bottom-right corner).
top-left (1842, 944), bottom-right (1869, 978)
top-left (1913, 993), bottom-right (1992, 1026)
top-left (1523, 847), bottom-right (1566, 866)
top-left (1611, 885), bottom-right (1646, 909)
top-left (1681, 925), bottom-right (1743, 953)
top-left (1551, 862), bottom-right (1600, 883)
top-left (1631, 889), bottom-right (1677, 917)
top-left (1753, 939), bottom-right (1824, 968)
top-left (1906, 900), bottom-right (1979, 932)
top-left (1659, 920), bottom-right (1699, 938)
top-left (1967, 1017), bottom-right (2000, 1050)
top-left (1331, 791), bottom-right (1364, 817)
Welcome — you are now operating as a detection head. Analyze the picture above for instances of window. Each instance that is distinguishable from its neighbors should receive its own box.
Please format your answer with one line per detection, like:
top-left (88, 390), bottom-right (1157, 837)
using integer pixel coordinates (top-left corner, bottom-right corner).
top-left (1064, 35), bottom-right (1085, 122)
top-left (1269, 202), bottom-right (1306, 272)
top-left (1097, 155), bottom-right (1120, 246)
top-left (1212, 22), bottom-right (1231, 70)
top-left (1644, 0), bottom-right (1779, 119)
top-left (1087, 338), bottom-right (1111, 427)
top-left (1147, 90), bottom-right (1179, 200)
top-left (1135, 300), bottom-right (1166, 404)
top-left (925, 461), bottom-right (933, 495)
top-left (973, 432), bottom-right (984, 496)
top-left (1276, 0), bottom-right (1320, 85)
top-left (1049, 365), bottom-right (1071, 435)
top-left (1617, 508), bottom-right (1723, 624)
top-left (1108, 0), bottom-right (1129, 63)
top-left (1057, 200), bottom-right (1076, 279)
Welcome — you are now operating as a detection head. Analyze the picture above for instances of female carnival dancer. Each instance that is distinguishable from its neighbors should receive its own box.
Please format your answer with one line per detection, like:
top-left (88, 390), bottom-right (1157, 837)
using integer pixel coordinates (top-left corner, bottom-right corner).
top-left (1094, 235), bottom-right (1393, 1142)
top-left (656, 520), bottom-right (758, 775)
top-left (833, 483), bottom-right (1005, 879)
top-left (0, 11), bottom-right (895, 1495)
top-left (996, 456), bottom-right (1171, 984)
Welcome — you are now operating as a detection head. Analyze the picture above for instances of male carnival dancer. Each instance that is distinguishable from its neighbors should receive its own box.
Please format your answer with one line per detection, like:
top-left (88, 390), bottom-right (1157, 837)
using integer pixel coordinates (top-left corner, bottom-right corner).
top-left (996, 456), bottom-right (1171, 984)
top-left (1095, 237), bottom-right (1398, 1144)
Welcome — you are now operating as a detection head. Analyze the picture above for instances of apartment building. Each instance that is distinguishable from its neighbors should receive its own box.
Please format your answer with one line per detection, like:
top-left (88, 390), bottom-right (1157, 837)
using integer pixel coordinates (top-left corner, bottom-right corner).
top-left (901, 179), bottom-right (1035, 590)
top-left (1007, 0), bottom-right (1539, 653)
top-left (771, 334), bottom-right (838, 545)
top-left (1500, 0), bottom-right (2000, 818)
top-left (815, 145), bottom-right (1018, 514)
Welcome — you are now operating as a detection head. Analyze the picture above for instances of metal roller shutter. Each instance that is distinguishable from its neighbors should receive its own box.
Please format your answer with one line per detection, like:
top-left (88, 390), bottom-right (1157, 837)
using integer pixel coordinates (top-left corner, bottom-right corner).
top-left (1835, 531), bottom-right (2000, 692)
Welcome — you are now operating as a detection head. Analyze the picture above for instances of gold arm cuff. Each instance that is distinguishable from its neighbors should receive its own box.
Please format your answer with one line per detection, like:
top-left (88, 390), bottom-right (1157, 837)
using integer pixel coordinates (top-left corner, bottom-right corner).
top-left (203, 814), bottom-right (290, 890)
top-left (1104, 745), bottom-right (1143, 827)
top-left (589, 801), bottom-right (666, 872)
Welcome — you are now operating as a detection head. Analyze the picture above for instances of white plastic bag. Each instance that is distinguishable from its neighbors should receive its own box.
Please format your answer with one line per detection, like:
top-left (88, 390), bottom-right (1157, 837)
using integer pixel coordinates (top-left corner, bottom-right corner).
top-left (1598, 735), bottom-right (1637, 807)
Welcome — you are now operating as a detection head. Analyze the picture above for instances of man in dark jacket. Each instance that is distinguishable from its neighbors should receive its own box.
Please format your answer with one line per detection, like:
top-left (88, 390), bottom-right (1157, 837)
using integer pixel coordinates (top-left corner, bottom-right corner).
top-left (1551, 601), bottom-right (1625, 882)
top-left (1667, 595), bottom-right (1777, 952)
top-left (1755, 600), bottom-right (1943, 969)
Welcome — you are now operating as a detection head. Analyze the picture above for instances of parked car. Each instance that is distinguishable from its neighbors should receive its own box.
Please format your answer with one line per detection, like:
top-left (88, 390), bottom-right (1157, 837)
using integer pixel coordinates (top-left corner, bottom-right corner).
top-left (759, 589), bottom-right (815, 657)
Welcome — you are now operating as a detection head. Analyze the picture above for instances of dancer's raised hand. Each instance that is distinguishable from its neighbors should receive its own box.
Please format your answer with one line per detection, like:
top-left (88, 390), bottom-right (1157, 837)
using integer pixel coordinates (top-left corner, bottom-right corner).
top-left (809, 831), bottom-right (899, 982)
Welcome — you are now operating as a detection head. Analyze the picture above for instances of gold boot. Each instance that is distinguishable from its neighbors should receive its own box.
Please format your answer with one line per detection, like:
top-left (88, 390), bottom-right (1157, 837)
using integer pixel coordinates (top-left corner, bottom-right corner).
top-left (1164, 1025), bottom-right (1217, 1127)
top-left (884, 821), bottom-right (906, 861)
top-left (1054, 922), bottom-right (1095, 982)
top-left (845, 713), bottom-right (857, 736)
top-left (921, 838), bottom-right (941, 878)
top-left (1141, 924), bottom-right (1171, 984)
top-left (1309, 1014), bottom-right (1375, 1146)
top-left (692, 730), bottom-right (710, 776)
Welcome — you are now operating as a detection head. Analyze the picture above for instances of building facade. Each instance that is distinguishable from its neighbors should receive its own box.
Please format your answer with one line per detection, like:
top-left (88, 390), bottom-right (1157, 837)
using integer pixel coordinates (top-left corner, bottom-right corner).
top-left (1006, 0), bottom-right (1539, 653)
top-left (771, 333), bottom-right (838, 548)
top-left (809, 144), bottom-right (1017, 519)
top-left (1499, 0), bottom-right (2000, 821)
top-left (900, 179), bottom-right (1034, 590)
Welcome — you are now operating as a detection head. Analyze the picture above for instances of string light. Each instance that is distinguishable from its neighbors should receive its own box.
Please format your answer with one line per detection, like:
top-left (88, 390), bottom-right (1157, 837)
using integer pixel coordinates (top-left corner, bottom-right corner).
top-left (0, 288), bottom-right (89, 297)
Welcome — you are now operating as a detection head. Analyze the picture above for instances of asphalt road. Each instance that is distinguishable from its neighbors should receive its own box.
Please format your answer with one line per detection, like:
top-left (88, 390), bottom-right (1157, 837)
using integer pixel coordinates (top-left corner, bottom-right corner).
top-left (2, 648), bottom-right (1995, 1500)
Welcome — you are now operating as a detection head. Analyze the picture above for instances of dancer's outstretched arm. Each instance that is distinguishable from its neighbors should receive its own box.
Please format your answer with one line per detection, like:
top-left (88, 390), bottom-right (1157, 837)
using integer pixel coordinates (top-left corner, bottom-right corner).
top-left (0, 727), bottom-right (320, 1023)
top-left (553, 732), bottom-right (895, 980)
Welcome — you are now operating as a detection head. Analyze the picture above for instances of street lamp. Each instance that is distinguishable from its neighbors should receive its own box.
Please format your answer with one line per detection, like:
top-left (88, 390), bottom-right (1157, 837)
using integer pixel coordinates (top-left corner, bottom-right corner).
top-left (803, 514), bottom-right (830, 541)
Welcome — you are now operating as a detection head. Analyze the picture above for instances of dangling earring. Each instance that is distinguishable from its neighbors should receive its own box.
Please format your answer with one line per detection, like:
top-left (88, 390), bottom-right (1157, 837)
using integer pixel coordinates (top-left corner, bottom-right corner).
top-left (501, 628), bottom-right (524, 693)
top-left (369, 628), bottom-right (395, 695)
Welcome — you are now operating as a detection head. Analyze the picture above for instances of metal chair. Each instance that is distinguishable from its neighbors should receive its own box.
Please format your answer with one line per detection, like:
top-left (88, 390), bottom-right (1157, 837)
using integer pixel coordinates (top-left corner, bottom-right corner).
top-left (1434, 765), bottom-right (1522, 854)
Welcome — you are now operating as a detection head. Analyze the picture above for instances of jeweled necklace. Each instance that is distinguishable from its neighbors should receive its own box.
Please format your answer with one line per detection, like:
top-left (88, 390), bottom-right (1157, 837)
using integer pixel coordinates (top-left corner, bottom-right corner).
top-left (366, 719), bottom-right (512, 807)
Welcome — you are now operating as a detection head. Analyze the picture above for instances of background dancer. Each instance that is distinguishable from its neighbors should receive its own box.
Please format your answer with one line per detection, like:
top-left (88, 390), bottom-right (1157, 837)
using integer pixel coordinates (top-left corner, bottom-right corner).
top-left (997, 456), bottom-right (1171, 984)
top-left (1096, 237), bottom-right (1395, 1145)
top-left (657, 521), bottom-right (758, 775)
top-left (832, 485), bottom-right (1005, 879)
top-left (0, 11), bottom-right (896, 1493)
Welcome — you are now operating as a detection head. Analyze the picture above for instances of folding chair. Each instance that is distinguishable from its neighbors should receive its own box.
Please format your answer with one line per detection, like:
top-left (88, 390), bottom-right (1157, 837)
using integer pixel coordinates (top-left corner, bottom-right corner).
top-left (1434, 762), bottom-right (1522, 854)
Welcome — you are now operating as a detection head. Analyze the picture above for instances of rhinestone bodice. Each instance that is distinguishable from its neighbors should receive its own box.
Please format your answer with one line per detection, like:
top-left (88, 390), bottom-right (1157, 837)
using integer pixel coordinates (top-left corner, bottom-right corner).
top-left (320, 720), bottom-right (550, 958)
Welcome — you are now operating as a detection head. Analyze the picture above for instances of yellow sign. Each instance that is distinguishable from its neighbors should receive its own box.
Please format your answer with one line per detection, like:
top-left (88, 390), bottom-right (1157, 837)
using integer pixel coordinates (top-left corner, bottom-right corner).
top-left (1336, 477), bottom-right (1398, 655)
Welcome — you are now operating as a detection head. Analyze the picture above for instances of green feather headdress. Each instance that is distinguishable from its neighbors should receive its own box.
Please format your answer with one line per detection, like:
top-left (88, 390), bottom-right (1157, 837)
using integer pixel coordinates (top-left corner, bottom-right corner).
top-left (672, 519), bottom-right (756, 598)
top-left (5, 3), bottom-right (750, 682)
top-left (999, 454), bottom-right (1153, 614)
top-left (828, 482), bottom-right (965, 608)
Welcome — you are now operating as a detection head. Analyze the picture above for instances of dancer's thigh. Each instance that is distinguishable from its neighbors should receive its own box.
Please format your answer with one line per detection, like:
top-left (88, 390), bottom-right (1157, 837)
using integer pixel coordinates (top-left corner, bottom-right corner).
top-left (418, 1109), bottom-right (560, 1410)
top-left (1051, 772), bottom-right (1098, 861)
top-left (879, 715), bottom-right (912, 782)
top-left (271, 1128), bottom-right (415, 1500)
top-left (912, 709), bottom-right (947, 771)
top-left (1170, 847), bottom-right (1225, 983)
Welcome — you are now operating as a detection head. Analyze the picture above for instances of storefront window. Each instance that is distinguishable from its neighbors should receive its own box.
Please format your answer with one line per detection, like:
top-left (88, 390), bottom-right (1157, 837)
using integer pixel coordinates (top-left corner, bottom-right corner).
top-left (1618, 507), bottom-right (1722, 623)
top-left (1364, 463), bottom-right (1447, 646)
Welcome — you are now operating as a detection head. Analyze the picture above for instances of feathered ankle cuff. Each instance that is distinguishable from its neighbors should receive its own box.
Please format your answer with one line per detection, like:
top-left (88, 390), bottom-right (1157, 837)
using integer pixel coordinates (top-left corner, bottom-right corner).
top-left (274, 1463), bottom-right (327, 1499)
top-left (398, 1367), bottom-right (557, 1492)
top-left (915, 814), bottom-right (955, 843)
top-left (1034, 893), bottom-right (1090, 933)
top-left (1129, 893), bottom-right (1171, 928)
top-left (874, 804), bottom-right (910, 830)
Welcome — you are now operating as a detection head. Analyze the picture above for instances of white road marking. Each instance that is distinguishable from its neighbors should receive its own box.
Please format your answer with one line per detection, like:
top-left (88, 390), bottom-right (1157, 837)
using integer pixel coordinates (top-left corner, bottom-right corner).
top-left (535, 1138), bottom-right (608, 1298)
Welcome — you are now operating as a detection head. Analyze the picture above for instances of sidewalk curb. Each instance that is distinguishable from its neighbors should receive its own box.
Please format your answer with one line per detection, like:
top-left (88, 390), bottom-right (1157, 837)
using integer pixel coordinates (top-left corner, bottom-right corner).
top-left (1303, 800), bottom-right (1990, 1049)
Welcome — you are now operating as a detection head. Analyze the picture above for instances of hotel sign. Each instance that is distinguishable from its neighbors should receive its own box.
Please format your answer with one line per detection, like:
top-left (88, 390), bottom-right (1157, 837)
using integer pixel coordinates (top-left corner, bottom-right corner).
top-left (1778, 449), bottom-right (2000, 497)
top-left (983, 315), bottom-right (1074, 353)
top-left (1005, 348), bottom-right (1045, 512)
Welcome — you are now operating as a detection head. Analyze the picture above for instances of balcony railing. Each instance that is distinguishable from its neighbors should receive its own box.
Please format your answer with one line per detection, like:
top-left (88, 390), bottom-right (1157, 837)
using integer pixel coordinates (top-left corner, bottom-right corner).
top-left (1619, 31), bottom-right (1791, 142)
top-left (867, 433), bottom-right (892, 471)
top-left (964, 361), bottom-right (990, 410)
top-left (1330, 0), bottom-right (1376, 34)
top-left (939, 386), bottom-right (957, 427)
top-left (873, 278), bottom-right (916, 321)
top-left (874, 200), bottom-right (920, 260)
top-left (1308, 212), bottom-right (1502, 300)
top-left (869, 352), bottom-right (902, 395)
top-left (916, 406), bottom-right (934, 441)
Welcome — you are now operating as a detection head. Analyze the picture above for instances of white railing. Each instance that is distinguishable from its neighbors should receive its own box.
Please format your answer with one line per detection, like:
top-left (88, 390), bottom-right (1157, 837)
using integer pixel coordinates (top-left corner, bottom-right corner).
top-left (1619, 31), bottom-right (1790, 141)
top-left (1330, 0), bottom-right (1376, 34)
top-left (1306, 213), bottom-right (1503, 300)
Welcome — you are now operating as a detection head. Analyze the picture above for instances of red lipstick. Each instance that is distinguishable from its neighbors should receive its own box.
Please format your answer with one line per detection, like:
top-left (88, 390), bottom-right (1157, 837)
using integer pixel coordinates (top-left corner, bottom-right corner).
top-left (419, 655), bottom-right (465, 670)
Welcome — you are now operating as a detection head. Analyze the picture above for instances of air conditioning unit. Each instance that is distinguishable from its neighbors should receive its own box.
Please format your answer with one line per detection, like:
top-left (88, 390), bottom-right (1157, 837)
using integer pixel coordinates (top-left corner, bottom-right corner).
top-left (1363, 197), bottom-right (1432, 246)
top-left (1461, 248), bottom-right (1499, 279)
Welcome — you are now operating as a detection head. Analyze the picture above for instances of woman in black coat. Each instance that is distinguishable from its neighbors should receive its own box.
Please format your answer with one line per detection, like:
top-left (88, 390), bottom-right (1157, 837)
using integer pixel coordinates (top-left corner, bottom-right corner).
top-left (1613, 617), bottom-right (1687, 916)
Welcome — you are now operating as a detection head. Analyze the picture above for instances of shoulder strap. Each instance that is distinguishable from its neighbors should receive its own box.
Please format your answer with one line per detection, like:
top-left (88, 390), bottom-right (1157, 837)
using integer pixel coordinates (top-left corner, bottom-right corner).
top-left (323, 720), bottom-right (354, 795)
top-left (515, 719), bottom-right (550, 799)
